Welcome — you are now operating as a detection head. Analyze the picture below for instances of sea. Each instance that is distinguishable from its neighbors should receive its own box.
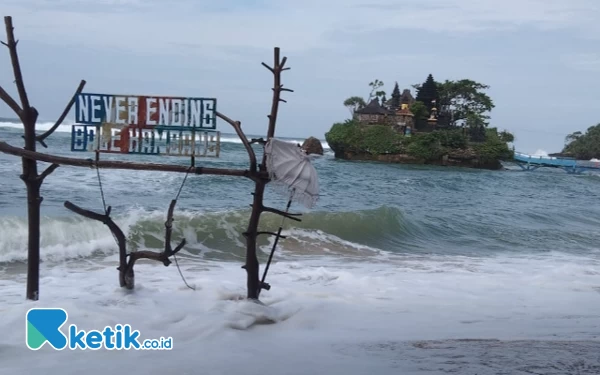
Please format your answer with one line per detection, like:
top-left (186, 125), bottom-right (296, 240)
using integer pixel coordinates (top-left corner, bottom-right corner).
top-left (1, 120), bottom-right (600, 374)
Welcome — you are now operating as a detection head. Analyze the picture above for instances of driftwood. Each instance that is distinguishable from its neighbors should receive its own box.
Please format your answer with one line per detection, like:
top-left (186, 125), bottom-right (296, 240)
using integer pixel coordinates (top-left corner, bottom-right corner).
top-left (0, 140), bottom-right (254, 177)
top-left (0, 16), bottom-right (85, 300)
top-left (63, 200), bottom-right (185, 289)
top-left (240, 48), bottom-right (299, 299)
top-left (0, 15), bottom-right (300, 301)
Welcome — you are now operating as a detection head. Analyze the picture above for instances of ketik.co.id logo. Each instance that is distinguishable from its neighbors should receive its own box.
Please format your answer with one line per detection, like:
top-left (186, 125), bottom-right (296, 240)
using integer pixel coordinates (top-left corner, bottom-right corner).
top-left (26, 308), bottom-right (173, 350)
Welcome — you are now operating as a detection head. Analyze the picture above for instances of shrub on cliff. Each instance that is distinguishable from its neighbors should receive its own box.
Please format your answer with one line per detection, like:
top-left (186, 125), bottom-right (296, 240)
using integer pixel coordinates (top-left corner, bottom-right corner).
top-left (404, 130), bottom-right (467, 161)
top-left (561, 124), bottom-right (600, 159)
top-left (325, 120), bottom-right (403, 156)
top-left (405, 136), bottom-right (445, 161)
top-left (360, 125), bottom-right (403, 154)
top-left (325, 121), bottom-right (513, 164)
top-left (324, 120), bottom-right (362, 155)
top-left (472, 128), bottom-right (514, 163)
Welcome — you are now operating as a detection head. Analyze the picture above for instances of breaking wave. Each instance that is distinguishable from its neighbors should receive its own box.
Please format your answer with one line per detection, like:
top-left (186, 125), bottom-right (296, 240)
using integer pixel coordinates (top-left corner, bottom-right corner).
top-left (0, 120), bottom-right (330, 149)
top-left (0, 206), bottom-right (416, 264)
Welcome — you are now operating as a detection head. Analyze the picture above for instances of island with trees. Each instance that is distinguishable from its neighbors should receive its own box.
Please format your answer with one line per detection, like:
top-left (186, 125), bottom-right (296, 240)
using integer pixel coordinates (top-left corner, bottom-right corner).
top-left (551, 124), bottom-right (600, 160)
top-left (325, 75), bottom-right (515, 170)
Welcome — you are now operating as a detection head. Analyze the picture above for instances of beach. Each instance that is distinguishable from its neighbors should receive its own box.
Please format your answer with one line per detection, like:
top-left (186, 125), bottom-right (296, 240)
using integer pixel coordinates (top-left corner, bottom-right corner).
top-left (1, 122), bottom-right (599, 374)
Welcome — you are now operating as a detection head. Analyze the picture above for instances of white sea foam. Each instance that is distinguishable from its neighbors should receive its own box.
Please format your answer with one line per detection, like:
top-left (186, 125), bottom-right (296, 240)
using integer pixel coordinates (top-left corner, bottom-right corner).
top-left (0, 121), bottom-right (331, 149)
top-left (1, 206), bottom-right (400, 264)
top-left (0, 121), bottom-right (73, 133)
top-left (0, 252), bottom-right (599, 374)
top-left (0, 210), bottom-right (150, 263)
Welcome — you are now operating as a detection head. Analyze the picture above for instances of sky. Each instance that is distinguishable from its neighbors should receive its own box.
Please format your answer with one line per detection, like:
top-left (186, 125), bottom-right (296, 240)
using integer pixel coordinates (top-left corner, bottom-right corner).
top-left (1, 0), bottom-right (600, 153)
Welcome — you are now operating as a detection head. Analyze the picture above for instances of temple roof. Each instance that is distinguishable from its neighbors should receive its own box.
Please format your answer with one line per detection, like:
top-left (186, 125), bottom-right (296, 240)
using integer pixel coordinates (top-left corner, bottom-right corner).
top-left (355, 99), bottom-right (395, 115)
top-left (400, 89), bottom-right (415, 104)
top-left (397, 106), bottom-right (414, 116)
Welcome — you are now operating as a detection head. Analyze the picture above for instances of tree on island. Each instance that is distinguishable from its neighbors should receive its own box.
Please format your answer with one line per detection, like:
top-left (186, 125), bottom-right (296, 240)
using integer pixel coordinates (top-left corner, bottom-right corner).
top-left (413, 77), bottom-right (494, 128)
top-left (343, 96), bottom-right (367, 115)
top-left (368, 79), bottom-right (386, 102)
top-left (415, 74), bottom-right (439, 112)
top-left (329, 73), bottom-right (513, 170)
top-left (343, 76), bottom-right (495, 131)
top-left (561, 124), bottom-right (600, 159)
top-left (343, 79), bottom-right (387, 115)
top-left (409, 101), bottom-right (429, 124)
top-left (390, 82), bottom-right (401, 108)
top-left (438, 79), bottom-right (494, 127)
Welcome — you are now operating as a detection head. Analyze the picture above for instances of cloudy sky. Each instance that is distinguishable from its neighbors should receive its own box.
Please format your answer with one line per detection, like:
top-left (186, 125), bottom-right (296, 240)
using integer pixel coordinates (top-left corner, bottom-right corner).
top-left (1, 0), bottom-right (599, 153)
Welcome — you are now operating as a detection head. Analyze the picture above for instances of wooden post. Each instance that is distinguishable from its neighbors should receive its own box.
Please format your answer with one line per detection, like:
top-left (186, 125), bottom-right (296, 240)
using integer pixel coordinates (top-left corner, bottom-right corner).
top-left (0, 16), bottom-right (85, 300)
top-left (247, 47), bottom-right (294, 299)
top-left (215, 47), bottom-right (299, 300)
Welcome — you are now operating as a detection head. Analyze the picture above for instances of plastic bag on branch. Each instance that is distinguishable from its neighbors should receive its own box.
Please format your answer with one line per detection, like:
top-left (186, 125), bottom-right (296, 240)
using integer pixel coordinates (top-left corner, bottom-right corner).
top-left (264, 138), bottom-right (319, 208)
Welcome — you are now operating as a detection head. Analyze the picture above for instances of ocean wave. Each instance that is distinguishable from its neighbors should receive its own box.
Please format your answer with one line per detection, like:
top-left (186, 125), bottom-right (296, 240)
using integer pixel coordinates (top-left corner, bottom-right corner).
top-left (0, 206), bottom-right (413, 264)
top-left (0, 121), bottom-right (330, 149)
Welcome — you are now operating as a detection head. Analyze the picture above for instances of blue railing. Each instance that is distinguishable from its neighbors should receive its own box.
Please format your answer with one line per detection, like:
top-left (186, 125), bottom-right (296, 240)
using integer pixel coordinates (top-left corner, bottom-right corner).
top-left (513, 152), bottom-right (577, 167)
top-left (512, 152), bottom-right (600, 171)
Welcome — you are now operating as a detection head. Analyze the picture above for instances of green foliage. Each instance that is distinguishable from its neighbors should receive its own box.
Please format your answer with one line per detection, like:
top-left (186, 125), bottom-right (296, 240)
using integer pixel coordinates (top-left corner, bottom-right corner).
top-left (410, 101), bottom-right (429, 128)
top-left (343, 96), bottom-right (366, 115)
top-left (438, 129), bottom-right (469, 149)
top-left (437, 79), bottom-right (494, 127)
top-left (324, 119), bottom-right (363, 154)
top-left (341, 79), bottom-right (387, 116)
top-left (325, 120), bottom-right (403, 156)
top-left (326, 120), bottom-right (513, 165)
top-left (565, 131), bottom-right (582, 145)
top-left (498, 130), bottom-right (515, 143)
top-left (390, 82), bottom-right (401, 108)
top-left (368, 79), bottom-right (386, 102)
top-left (405, 130), bottom-right (468, 161)
top-left (333, 74), bottom-right (510, 166)
top-left (405, 134), bottom-right (445, 161)
top-left (415, 74), bottom-right (439, 110)
top-left (562, 124), bottom-right (600, 159)
top-left (360, 125), bottom-right (403, 154)
top-left (472, 128), bottom-right (514, 162)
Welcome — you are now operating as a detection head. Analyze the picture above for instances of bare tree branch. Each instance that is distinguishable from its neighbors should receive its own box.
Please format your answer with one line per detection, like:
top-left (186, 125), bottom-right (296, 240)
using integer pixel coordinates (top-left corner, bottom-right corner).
top-left (216, 111), bottom-right (258, 173)
top-left (64, 200), bottom-right (185, 290)
top-left (260, 47), bottom-right (292, 172)
top-left (4, 16), bottom-right (30, 111)
top-left (0, 140), bottom-right (260, 178)
top-left (262, 206), bottom-right (302, 222)
top-left (257, 231), bottom-right (287, 239)
top-left (0, 85), bottom-right (22, 116)
top-left (243, 47), bottom-right (295, 299)
top-left (261, 62), bottom-right (274, 73)
top-left (37, 163), bottom-right (59, 183)
top-left (163, 199), bottom-right (186, 258)
top-left (37, 80), bottom-right (86, 147)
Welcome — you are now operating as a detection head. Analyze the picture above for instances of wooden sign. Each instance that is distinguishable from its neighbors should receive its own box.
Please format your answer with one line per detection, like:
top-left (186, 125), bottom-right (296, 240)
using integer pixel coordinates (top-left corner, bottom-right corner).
top-left (71, 93), bottom-right (220, 157)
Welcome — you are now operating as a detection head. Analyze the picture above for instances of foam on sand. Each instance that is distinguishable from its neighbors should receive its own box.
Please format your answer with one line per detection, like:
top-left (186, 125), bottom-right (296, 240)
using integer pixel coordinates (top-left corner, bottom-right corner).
top-left (1, 252), bottom-right (599, 374)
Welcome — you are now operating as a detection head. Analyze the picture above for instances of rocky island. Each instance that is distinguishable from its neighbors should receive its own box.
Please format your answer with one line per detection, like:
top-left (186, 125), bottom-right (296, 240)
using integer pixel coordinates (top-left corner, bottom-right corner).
top-left (325, 75), bottom-right (514, 170)
top-left (551, 123), bottom-right (600, 160)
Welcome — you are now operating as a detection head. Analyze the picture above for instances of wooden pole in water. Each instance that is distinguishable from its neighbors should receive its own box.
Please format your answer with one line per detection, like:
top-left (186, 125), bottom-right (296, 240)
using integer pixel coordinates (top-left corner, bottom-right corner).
top-left (248, 47), bottom-right (295, 299)
top-left (0, 16), bottom-right (86, 300)
top-left (215, 49), bottom-right (297, 299)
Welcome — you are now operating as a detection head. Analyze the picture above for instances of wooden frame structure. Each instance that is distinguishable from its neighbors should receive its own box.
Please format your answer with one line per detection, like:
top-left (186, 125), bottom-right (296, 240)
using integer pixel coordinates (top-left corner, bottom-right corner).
top-left (0, 16), bottom-right (300, 301)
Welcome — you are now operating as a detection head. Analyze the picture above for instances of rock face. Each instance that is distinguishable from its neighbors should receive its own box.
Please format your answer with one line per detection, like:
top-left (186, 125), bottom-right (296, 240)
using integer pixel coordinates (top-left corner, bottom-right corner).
top-left (301, 137), bottom-right (324, 155)
top-left (338, 151), bottom-right (503, 170)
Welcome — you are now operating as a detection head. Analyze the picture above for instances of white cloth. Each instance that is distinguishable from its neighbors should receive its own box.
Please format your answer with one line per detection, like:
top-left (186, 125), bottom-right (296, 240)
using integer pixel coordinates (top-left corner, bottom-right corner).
top-left (264, 138), bottom-right (319, 208)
